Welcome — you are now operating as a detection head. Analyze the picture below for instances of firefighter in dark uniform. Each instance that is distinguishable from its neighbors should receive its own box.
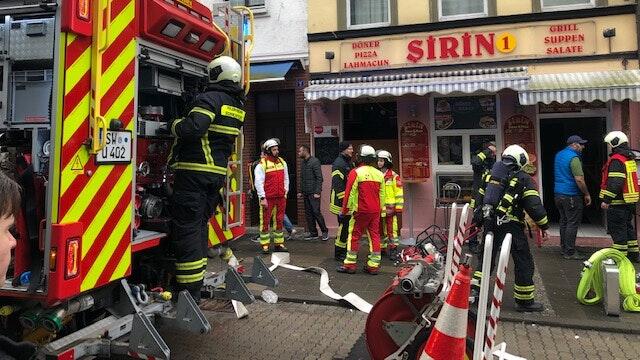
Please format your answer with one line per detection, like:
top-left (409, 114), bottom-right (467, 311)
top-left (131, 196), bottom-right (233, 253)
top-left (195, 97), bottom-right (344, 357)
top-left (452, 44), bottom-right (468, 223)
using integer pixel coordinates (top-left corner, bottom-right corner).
top-left (478, 145), bottom-right (549, 312)
top-left (600, 131), bottom-right (640, 263)
top-left (168, 56), bottom-right (246, 301)
top-left (330, 142), bottom-right (354, 262)
top-left (469, 141), bottom-right (496, 252)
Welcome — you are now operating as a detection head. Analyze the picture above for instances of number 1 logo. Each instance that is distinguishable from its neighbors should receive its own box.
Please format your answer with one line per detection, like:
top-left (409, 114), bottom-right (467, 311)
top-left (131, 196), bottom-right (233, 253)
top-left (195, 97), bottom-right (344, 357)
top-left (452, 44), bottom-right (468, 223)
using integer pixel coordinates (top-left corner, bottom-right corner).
top-left (496, 33), bottom-right (516, 54)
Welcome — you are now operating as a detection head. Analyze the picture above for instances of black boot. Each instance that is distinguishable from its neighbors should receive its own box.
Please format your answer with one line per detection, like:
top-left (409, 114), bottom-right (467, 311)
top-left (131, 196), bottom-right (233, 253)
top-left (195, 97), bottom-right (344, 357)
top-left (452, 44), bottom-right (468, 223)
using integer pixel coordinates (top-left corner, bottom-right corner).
top-left (627, 252), bottom-right (640, 263)
top-left (334, 246), bottom-right (346, 262)
top-left (515, 301), bottom-right (544, 312)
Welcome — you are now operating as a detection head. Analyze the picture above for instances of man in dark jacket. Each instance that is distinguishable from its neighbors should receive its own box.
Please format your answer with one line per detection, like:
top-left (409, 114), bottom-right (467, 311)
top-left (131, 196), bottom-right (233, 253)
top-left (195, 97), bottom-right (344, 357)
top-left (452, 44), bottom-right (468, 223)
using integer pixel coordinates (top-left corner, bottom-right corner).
top-left (330, 142), bottom-right (354, 261)
top-left (168, 56), bottom-right (245, 301)
top-left (298, 145), bottom-right (328, 240)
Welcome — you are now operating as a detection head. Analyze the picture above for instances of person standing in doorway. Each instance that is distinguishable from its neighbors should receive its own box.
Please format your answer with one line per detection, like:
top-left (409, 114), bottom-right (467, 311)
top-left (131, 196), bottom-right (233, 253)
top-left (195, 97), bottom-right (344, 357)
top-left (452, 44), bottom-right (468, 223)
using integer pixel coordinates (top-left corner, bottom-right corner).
top-left (600, 131), bottom-right (639, 263)
top-left (298, 145), bottom-right (329, 241)
top-left (330, 142), bottom-right (355, 261)
top-left (554, 135), bottom-right (591, 260)
top-left (254, 138), bottom-right (289, 254)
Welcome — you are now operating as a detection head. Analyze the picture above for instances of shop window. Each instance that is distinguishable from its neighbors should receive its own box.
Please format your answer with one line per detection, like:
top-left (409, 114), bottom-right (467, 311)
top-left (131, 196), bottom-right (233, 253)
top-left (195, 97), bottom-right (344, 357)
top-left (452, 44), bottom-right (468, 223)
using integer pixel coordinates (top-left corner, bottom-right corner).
top-left (432, 95), bottom-right (500, 203)
top-left (347, 0), bottom-right (390, 29)
top-left (343, 101), bottom-right (397, 140)
top-left (541, 0), bottom-right (595, 11)
top-left (437, 136), bottom-right (463, 165)
top-left (436, 174), bottom-right (474, 202)
top-left (229, 0), bottom-right (265, 7)
top-left (438, 0), bottom-right (487, 21)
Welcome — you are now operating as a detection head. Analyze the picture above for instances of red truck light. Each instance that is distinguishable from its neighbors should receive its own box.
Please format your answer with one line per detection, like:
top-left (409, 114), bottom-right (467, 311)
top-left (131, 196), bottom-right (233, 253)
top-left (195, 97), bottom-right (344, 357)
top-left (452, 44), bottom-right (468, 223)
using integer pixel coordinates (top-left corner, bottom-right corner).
top-left (65, 238), bottom-right (80, 279)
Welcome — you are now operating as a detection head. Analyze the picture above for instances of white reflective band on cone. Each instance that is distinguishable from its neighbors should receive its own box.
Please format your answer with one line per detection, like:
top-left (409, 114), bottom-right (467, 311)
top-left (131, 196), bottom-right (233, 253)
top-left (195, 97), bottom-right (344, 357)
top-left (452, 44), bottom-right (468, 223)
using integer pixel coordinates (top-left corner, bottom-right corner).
top-left (270, 252), bottom-right (373, 313)
top-left (432, 301), bottom-right (468, 338)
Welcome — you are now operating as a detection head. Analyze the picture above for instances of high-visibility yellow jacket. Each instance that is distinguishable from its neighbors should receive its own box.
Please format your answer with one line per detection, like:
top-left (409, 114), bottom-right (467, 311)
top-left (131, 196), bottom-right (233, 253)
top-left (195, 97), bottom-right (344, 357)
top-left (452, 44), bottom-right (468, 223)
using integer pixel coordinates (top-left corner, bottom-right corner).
top-left (382, 169), bottom-right (403, 212)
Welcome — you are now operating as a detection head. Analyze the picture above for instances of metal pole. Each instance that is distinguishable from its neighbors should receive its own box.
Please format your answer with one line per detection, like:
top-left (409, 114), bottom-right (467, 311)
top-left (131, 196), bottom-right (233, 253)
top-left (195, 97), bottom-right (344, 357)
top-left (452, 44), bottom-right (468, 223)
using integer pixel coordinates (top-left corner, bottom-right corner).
top-left (484, 233), bottom-right (512, 360)
top-left (442, 203), bottom-right (458, 295)
top-left (451, 204), bottom-right (470, 280)
top-left (473, 232), bottom-right (494, 360)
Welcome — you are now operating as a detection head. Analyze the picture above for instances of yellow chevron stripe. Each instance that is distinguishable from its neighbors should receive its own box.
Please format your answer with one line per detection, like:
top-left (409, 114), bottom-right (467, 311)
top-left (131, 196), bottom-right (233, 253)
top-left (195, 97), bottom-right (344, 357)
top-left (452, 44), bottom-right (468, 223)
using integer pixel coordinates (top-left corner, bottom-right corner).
top-left (208, 223), bottom-right (219, 247)
top-left (100, 40), bottom-right (135, 97)
top-left (60, 148), bottom-right (90, 196)
top-left (61, 165), bottom-right (113, 223)
top-left (106, 0), bottom-right (134, 48)
top-left (51, 34), bottom-right (68, 223)
top-left (110, 244), bottom-right (131, 281)
top-left (104, 79), bottom-right (134, 120)
top-left (66, 33), bottom-right (77, 46)
top-left (81, 169), bottom-right (132, 257)
top-left (62, 93), bottom-right (90, 144)
top-left (65, 47), bottom-right (91, 95)
top-left (81, 205), bottom-right (132, 291)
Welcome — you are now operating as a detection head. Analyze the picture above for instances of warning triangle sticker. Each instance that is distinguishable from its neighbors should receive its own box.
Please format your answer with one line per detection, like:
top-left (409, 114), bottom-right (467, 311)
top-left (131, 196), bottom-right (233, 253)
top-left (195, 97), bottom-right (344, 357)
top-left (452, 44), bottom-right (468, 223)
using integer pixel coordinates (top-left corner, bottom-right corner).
top-left (71, 156), bottom-right (83, 171)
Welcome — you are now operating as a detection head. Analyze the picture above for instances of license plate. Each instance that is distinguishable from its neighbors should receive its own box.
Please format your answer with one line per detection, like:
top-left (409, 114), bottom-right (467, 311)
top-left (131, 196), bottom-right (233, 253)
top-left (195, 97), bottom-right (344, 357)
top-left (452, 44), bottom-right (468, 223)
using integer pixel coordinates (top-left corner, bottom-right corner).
top-left (96, 130), bottom-right (132, 164)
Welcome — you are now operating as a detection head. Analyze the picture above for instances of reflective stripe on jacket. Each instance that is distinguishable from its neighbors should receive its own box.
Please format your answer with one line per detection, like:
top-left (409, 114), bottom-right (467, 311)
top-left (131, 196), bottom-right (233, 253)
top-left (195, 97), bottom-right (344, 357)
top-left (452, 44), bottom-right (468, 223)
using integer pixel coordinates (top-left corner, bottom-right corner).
top-left (600, 151), bottom-right (639, 205)
top-left (382, 169), bottom-right (404, 212)
top-left (168, 85), bottom-right (245, 175)
top-left (342, 165), bottom-right (386, 215)
top-left (330, 154), bottom-right (353, 215)
top-left (254, 156), bottom-right (288, 199)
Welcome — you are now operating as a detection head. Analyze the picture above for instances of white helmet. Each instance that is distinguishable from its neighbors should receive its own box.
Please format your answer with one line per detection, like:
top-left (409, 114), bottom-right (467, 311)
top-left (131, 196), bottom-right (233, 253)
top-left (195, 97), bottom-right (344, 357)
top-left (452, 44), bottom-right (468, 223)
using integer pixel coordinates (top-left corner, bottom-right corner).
top-left (604, 131), bottom-right (628, 148)
top-left (377, 150), bottom-right (392, 164)
top-left (359, 145), bottom-right (376, 158)
top-left (208, 56), bottom-right (242, 84)
top-left (502, 145), bottom-right (529, 169)
top-left (262, 138), bottom-right (280, 152)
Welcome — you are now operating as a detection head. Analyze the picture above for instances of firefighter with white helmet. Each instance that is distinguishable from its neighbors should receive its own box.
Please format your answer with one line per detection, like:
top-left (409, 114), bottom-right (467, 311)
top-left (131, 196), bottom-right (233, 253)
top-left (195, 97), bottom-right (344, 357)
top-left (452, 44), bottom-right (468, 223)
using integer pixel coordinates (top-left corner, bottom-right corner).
top-left (337, 145), bottom-right (388, 274)
top-left (376, 150), bottom-right (403, 259)
top-left (254, 138), bottom-right (290, 253)
top-left (600, 131), bottom-right (639, 262)
top-left (167, 55), bottom-right (246, 302)
top-left (474, 144), bottom-right (549, 312)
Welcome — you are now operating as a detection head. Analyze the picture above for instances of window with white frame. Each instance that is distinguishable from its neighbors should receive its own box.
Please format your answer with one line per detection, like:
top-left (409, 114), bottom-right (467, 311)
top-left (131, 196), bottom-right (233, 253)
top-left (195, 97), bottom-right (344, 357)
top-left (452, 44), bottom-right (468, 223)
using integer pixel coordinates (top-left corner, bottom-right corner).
top-left (541, 0), bottom-right (595, 11)
top-left (432, 95), bottom-right (499, 202)
top-left (438, 0), bottom-right (488, 21)
top-left (347, 0), bottom-right (390, 29)
top-left (229, 0), bottom-right (265, 7)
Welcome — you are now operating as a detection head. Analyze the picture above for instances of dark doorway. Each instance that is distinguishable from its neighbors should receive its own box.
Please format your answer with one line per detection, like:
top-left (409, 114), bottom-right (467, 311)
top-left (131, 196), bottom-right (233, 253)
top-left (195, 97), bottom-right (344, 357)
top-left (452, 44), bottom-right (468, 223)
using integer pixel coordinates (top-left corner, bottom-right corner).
top-left (539, 117), bottom-right (607, 225)
top-left (253, 90), bottom-right (297, 225)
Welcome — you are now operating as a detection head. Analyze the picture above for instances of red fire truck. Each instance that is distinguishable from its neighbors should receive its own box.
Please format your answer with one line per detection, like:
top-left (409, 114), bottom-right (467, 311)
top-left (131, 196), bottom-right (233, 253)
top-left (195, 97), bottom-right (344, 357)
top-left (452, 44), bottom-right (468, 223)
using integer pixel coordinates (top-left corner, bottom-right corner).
top-left (0, 1), bottom-right (274, 358)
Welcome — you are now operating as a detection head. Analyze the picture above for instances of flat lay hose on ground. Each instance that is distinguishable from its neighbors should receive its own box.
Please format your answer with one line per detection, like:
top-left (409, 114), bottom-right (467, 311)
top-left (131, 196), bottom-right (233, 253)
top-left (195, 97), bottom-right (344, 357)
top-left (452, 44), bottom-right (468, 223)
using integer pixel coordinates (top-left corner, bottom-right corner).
top-left (576, 249), bottom-right (640, 312)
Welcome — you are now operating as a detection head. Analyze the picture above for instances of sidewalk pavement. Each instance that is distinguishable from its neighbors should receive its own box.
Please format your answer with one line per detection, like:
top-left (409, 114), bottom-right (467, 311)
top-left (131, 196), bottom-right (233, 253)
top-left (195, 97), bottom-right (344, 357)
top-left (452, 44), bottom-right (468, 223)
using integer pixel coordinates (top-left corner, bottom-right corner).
top-left (217, 228), bottom-right (640, 334)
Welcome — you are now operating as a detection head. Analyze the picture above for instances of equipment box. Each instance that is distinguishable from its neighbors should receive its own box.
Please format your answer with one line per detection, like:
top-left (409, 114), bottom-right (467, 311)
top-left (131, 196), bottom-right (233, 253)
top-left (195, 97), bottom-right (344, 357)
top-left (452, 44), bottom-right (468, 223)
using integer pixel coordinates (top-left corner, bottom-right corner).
top-left (11, 70), bottom-right (53, 125)
top-left (9, 18), bottom-right (55, 61)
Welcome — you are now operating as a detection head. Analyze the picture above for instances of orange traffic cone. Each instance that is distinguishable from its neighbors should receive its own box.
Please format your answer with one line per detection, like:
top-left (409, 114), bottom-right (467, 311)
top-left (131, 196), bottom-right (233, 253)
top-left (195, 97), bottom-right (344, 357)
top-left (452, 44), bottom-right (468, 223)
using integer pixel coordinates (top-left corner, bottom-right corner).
top-left (418, 263), bottom-right (471, 360)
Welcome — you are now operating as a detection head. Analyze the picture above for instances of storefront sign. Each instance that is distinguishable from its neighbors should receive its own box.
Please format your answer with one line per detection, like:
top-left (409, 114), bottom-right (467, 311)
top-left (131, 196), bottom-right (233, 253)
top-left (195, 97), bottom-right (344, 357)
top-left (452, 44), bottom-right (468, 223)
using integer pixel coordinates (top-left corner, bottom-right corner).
top-left (538, 100), bottom-right (607, 113)
top-left (339, 21), bottom-right (596, 71)
top-left (503, 114), bottom-right (537, 175)
top-left (433, 96), bottom-right (497, 130)
top-left (313, 125), bottom-right (339, 138)
top-left (400, 120), bottom-right (430, 182)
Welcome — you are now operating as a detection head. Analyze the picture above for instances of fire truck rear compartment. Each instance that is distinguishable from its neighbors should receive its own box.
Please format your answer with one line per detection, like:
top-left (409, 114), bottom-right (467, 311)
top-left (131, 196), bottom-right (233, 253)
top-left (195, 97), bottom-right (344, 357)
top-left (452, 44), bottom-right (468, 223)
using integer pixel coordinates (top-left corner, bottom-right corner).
top-left (0, 14), bottom-right (55, 294)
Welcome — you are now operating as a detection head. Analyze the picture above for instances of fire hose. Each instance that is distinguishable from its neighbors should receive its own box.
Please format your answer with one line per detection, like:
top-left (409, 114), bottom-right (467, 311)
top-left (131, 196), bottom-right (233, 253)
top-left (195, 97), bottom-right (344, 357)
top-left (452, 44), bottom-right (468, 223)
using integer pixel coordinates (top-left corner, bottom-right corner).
top-left (576, 248), bottom-right (640, 312)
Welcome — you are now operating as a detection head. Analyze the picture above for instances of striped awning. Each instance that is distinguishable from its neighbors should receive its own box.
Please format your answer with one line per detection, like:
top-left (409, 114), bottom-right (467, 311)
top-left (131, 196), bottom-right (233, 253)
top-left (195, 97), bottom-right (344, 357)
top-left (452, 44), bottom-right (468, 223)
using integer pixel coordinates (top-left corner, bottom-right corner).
top-left (304, 67), bottom-right (529, 101)
top-left (518, 70), bottom-right (640, 105)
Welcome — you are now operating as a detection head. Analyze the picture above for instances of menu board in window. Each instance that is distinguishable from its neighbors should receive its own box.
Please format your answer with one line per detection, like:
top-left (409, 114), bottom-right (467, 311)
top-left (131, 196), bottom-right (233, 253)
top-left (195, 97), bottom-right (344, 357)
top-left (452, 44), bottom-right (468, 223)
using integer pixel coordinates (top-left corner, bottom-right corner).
top-left (433, 96), bottom-right (497, 130)
top-left (400, 120), bottom-right (430, 182)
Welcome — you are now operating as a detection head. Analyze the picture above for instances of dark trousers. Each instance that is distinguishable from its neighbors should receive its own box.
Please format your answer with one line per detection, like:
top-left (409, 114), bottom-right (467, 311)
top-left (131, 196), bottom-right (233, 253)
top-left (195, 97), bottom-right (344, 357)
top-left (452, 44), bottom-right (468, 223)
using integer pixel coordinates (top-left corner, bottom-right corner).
top-left (606, 205), bottom-right (638, 256)
top-left (171, 171), bottom-right (225, 300)
top-left (554, 195), bottom-right (583, 255)
top-left (303, 194), bottom-right (327, 235)
top-left (476, 222), bottom-right (536, 305)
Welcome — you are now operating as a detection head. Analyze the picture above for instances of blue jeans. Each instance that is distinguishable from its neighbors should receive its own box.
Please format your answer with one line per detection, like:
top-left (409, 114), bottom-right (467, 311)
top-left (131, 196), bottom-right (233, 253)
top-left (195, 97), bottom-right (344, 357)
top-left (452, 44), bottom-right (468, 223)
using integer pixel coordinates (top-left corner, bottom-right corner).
top-left (283, 214), bottom-right (294, 233)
